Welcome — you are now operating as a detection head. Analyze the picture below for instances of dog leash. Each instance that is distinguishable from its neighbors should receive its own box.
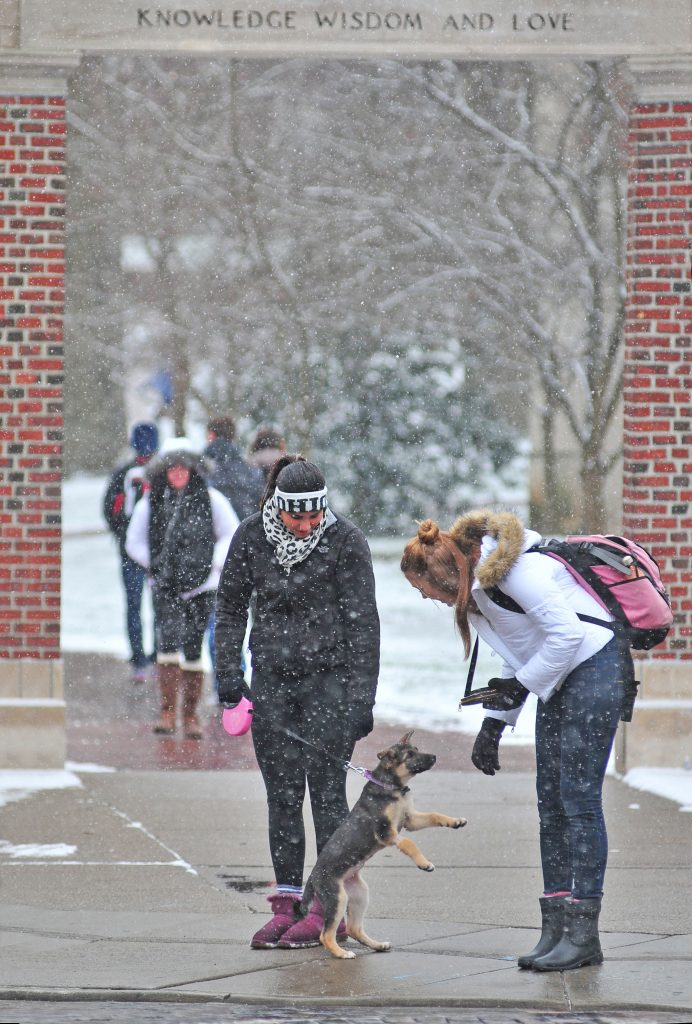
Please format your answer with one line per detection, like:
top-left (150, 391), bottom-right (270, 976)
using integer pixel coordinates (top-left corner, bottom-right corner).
top-left (251, 710), bottom-right (398, 792)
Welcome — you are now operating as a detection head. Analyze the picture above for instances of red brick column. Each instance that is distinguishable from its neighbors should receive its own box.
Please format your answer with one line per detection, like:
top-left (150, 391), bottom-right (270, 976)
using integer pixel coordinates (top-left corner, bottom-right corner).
top-left (620, 61), bottom-right (692, 770)
top-left (0, 56), bottom-right (77, 768)
top-left (623, 88), bottom-right (692, 660)
top-left (0, 91), bottom-right (65, 660)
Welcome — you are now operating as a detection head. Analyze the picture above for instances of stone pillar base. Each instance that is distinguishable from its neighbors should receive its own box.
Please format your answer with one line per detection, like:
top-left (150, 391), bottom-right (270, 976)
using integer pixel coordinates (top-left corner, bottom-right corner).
top-left (614, 660), bottom-right (692, 773)
top-left (0, 659), bottom-right (66, 769)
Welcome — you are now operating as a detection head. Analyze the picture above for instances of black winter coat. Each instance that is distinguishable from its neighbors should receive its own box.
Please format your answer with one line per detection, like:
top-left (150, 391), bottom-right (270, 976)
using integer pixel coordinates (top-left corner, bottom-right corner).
top-left (214, 512), bottom-right (380, 705)
top-left (204, 438), bottom-right (264, 520)
top-left (102, 459), bottom-right (147, 555)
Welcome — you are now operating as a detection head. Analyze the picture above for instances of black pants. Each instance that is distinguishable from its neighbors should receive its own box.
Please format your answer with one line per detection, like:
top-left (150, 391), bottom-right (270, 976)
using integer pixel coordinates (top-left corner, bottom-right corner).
top-left (153, 584), bottom-right (214, 664)
top-left (251, 666), bottom-right (355, 888)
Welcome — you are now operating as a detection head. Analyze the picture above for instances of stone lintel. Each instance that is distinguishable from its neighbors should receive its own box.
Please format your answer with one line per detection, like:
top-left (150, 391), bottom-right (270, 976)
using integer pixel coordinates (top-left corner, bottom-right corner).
top-left (0, 49), bottom-right (81, 91)
top-left (627, 56), bottom-right (692, 100)
top-left (0, 1), bottom-right (20, 49)
top-left (9, 0), bottom-right (692, 61)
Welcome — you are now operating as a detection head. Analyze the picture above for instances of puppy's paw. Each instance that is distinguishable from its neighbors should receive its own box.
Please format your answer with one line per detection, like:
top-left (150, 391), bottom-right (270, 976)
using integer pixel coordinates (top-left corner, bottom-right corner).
top-left (376, 941), bottom-right (391, 952)
top-left (451, 818), bottom-right (467, 829)
top-left (420, 861), bottom-right (435, 872)
top-left (339, 949), bottom-right (356, 960)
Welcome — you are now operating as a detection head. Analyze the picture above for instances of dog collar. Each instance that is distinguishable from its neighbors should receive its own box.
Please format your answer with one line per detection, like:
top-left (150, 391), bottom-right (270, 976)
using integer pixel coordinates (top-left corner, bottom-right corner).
top-left (344, 762), bottom-right (409, 794)
top-left (363, 770), bottom-right (408, 794)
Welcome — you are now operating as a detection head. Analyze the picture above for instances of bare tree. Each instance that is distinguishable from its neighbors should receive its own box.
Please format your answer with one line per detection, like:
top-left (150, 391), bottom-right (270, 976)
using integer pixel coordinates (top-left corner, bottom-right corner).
top-left (66, 56), bottom-right (628, 531)
top-left (368, 60), bottom-right (630, 530)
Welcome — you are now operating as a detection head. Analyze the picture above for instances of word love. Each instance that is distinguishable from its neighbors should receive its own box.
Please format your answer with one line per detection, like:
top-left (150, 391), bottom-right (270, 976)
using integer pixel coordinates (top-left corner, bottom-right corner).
top-left (511, 12), bottom-right (574, 31)
top-left (443, 11), bottom-right (574, 32)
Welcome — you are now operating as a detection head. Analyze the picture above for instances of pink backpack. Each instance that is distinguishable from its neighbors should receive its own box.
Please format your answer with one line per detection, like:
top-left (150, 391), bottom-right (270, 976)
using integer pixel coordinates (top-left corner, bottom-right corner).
top-left (528, 535), bottom-right (673, 650)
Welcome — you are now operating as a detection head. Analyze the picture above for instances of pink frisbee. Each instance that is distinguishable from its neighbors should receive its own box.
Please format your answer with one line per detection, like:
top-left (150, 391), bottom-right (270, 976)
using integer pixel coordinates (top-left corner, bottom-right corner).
top-left (222, 696), bottom-right (254, 736)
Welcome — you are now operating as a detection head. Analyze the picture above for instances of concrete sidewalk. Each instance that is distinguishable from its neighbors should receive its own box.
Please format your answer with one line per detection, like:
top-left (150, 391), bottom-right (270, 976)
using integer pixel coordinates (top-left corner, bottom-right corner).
top-left (1, 758), bottom-right (691, 1015)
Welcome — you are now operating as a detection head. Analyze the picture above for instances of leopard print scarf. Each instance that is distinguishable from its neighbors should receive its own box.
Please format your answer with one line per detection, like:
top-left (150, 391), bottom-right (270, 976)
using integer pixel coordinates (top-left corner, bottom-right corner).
top-left (262, 498), bottom-right (335, 574)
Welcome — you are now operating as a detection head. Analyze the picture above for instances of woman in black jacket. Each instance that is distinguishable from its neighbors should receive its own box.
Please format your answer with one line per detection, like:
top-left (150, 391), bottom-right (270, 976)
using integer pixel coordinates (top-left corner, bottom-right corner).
top-left (215, 455), bottom-right (380, 949)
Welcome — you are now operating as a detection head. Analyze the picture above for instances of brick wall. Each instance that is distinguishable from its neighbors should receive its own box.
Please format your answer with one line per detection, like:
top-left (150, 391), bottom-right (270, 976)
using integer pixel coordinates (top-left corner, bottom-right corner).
top-left (624, 99), bottom-right (692, 658)
top-left (0, 93), bottom-right (65, 660)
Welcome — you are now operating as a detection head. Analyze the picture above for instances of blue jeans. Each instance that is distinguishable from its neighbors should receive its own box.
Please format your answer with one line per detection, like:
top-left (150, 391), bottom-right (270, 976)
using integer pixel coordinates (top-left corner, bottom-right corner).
top-left (535, 638), bottom-right (624, 900)
top-left (207, 606), bottom-right (246, 692)
top-left (121, 553), bottom-right (147, 667)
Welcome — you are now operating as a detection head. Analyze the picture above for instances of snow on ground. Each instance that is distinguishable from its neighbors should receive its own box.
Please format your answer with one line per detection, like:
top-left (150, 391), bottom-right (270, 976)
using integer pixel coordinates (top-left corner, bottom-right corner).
top-left (50, 473), bottom-right (692, 815)
top-left (0, 770), bottom-right (82, 809)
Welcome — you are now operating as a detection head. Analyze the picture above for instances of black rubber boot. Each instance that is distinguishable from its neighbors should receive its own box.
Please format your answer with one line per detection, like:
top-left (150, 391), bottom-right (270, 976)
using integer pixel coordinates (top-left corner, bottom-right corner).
top-left (517, 895), bottom-right (567, 969)
top-left (532, 897), bottom-right (603, 971)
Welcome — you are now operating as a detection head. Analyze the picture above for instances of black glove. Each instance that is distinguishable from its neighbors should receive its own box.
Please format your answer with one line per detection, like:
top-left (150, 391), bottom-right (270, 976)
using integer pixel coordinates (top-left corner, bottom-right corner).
top-left (217, 675), bottom-right (251, 708)
top-left (347, 702), bottom-right (374, 742)
top-left (471, 717), bottom-right (506, 776)
top-left (479, 676), bottom-right (529, 711)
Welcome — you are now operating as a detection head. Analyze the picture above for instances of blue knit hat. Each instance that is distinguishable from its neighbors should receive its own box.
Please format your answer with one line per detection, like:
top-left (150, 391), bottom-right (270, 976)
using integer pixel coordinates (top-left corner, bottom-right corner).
top-left (130, 421), bottom-right (159, 457)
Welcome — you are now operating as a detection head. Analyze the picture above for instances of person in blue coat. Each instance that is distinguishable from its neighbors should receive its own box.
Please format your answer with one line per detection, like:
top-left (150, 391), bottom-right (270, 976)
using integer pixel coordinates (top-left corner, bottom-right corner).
top-left (102, 421), bottom-right (158, 681)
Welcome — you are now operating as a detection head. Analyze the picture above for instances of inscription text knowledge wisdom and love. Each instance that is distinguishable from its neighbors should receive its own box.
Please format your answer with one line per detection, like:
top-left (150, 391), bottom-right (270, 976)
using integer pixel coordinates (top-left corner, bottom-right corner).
top-left (19, 0), bottom-right (687, 57)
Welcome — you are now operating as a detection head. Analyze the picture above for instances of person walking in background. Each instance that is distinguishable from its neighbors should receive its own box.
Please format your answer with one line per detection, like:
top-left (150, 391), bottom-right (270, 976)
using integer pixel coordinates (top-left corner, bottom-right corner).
top-left (401, 511), bottom-right (632, 972)
top-left (247, 425), bottom-right (287, 481)
top-left (102, 421), bottom-right (159, 683)
top-left (203, 415), bottom-right (265, 692)
top-left (215, 454), bottom-right (380, 949)
top-left (126, 438), bottom-right (239, 739)
top-left (204, 415), bottom-right (265, 520)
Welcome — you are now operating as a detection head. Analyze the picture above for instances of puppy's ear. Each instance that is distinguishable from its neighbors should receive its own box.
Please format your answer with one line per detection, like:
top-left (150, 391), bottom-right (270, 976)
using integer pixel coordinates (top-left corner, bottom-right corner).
top-left (400, 730), bottom-right (414, 745)
top-left (377, 745), bottom-right (397, 763)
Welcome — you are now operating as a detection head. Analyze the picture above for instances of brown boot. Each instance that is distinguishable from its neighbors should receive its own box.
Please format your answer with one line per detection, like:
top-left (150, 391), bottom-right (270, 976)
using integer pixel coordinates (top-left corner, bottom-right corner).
top-left (182, 669), bottom-right (205, 739)
top-left (154, 663), bottom-right (179, 734)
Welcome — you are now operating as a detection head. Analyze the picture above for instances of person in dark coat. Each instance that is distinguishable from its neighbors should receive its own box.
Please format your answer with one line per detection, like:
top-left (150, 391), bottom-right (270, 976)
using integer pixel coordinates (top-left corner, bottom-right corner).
top-left (126, 438), bottom-right (238, 738)
top-left (247, 425), bottom-right (287, 481)
top-left (204, 416), bottom-right (266, 689)
top-left (102, 421), bottom-right (159, 681)
top-left (215, 454), bottom-right (380, 950)
top-left (204, 415), bottom-right (264, 520)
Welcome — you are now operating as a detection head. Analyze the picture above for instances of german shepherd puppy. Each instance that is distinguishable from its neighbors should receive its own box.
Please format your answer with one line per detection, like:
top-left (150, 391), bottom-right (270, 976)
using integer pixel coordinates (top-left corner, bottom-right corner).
top-left (299, 730), bottom-right (467, 959)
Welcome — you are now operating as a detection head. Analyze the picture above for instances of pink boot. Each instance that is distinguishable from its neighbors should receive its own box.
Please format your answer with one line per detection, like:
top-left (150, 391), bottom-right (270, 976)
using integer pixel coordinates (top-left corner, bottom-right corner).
top-left (250, 893), bottom-right (300, 949)
top-left (278, 895), bottom-right (347, 949)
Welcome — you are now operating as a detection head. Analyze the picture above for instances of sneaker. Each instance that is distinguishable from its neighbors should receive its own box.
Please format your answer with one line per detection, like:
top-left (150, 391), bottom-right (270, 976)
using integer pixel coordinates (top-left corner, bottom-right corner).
top-left (130, 666), bottom-right (148, 684)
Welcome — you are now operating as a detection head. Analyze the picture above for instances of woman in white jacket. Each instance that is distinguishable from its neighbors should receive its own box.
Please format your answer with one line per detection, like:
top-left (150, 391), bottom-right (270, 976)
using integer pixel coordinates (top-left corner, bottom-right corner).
top-left (126, 438), bottom-right (238, 738)
top-left (401, 510), bottom-right (631, 974)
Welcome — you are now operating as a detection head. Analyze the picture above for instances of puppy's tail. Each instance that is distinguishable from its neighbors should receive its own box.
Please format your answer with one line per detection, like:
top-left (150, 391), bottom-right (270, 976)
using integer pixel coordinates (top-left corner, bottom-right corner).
top-left (298, 878), bottom-right (314, 919)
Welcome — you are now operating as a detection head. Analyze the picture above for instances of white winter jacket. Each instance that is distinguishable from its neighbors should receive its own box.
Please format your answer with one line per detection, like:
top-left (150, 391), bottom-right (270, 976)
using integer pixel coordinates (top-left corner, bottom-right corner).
top-left (469, 528), bottom-right (614, 725)
top-left (125, 486), bottom-right (239, 598)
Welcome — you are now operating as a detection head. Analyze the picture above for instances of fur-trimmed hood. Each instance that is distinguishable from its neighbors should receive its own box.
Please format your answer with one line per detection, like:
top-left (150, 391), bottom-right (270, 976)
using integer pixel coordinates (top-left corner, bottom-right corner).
top-left (146, 446), bottom-right (210, 486)
top-left (449, 509), bottom-right (537, 590)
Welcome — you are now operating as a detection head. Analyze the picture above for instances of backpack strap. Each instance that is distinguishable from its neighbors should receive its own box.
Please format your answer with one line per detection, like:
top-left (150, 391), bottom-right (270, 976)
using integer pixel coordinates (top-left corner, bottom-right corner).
top-left (484, 585), bottom-right (526, 614)
top-left (462, 542), bottom-right (623, 706)
top-left (485, 585), bottom-right (619, 636)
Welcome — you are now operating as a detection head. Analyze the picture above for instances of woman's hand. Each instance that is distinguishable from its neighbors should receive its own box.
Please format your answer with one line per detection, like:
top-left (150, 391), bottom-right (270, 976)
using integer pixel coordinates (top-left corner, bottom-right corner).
top-left (347, 702), bottom-right (374, 742)
top-left (471, 717), bottom-right (506, 775)
top-left (480, 676), bottom-right (529, 711)
top-left (217, 675), bottom-right (250, 708)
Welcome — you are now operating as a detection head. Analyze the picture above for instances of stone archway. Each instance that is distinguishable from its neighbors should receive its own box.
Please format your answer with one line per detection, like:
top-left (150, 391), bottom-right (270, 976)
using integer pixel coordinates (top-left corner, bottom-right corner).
top-left (1, 1), bottom-right (690, 768)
